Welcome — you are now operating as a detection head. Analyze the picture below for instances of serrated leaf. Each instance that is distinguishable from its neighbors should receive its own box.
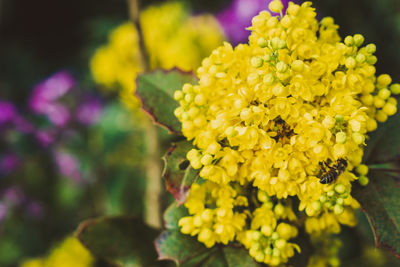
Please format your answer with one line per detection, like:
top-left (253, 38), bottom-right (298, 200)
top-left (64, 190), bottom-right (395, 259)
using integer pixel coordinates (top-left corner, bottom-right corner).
top-left (155, 230), bottom-right (212, 266)
top-left (136, 69), bottom-right (197, 134)
top-left (163, 202), bottom-right (189, 230)
top-left (163, 141), bottom-right (199, 204)
top-left (352, 170), bottom-right (400, 260)
top-left (364, 112), bottom-right (400, 164)
top-left (76, 216), bottom-right (160, 266)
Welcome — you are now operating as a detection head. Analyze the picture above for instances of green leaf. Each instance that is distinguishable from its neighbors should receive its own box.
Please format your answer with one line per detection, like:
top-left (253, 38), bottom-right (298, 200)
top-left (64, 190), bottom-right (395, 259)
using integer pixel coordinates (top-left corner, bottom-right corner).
top-left (223, 247), bottom-right (262, 267)
top-left (136, 69), bottom-right (197, 134)
top-left (76, 216), bottom-right (160, 266)
top-left (155, 230), bottom-right (212, 266)
top-left (163, 202), bottom-right (189, 230)
top-left (156, 203), bottom-right (261, 266)
top-left (163, 141), bottom-right (199, 204)
top-left (352, 170), bottom-right (400, 260)
top-left (364, 112), bottom-right (400, 164)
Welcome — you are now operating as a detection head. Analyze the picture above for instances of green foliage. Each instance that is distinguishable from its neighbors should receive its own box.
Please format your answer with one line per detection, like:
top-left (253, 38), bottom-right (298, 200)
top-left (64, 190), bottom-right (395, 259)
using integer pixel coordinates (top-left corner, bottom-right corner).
top-left (162, 141), bottom-right (199, 204)
top-left (352, 172), bottom-right (400, 260)
top-left (136, 69), bottom-right (197, 134)
top-left (352, 111), bottom-right (400, 259)
top-left (76, 216), bottom-right (160, 266)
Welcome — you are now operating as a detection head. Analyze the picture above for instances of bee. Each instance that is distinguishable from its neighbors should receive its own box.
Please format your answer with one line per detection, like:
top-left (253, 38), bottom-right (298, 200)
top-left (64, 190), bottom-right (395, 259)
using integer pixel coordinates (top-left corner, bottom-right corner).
top-left (318, 158), bottom-right (348, 184)
top-left (273, 118), bottom-right (294, 142)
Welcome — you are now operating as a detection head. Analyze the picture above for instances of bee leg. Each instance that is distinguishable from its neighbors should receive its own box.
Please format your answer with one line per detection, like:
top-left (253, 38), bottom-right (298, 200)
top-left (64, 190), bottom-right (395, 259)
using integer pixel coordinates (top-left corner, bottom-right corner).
top-left (320, 177), bottom-right (328, 184)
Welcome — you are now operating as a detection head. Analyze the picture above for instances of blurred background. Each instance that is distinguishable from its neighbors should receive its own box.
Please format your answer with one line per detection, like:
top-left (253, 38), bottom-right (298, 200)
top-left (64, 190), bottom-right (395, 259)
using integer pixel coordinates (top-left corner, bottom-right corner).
top-left (0, 0), bottom-right (400, 266)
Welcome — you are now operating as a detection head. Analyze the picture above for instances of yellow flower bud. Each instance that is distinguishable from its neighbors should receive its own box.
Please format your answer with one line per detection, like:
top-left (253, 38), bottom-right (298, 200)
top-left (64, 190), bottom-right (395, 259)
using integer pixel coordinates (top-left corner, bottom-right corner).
top-left (194, 94), bottom-right (206, 105)
top-left (366, 55), bottom-right (377, 65)
top-left (277, 223), bottom-right (295, 240)
top-left (344, 36), bottom-right (354, 46)
top-left (374, 96), bottom-right (385, 108)
top-left (352, 132), bottom-right (365, 145)
top-left (258, 37), bottom-right (269, 48)
top-left (287, 2), bottom-right (300, 15)
top-left (206, 142), bottom-right (221, 155)
top-left (377, 74), bottom-right (392, 87)
top-left (281, 15), bottom-right (292, 28)
top-left (378, 88), bottom-right (391, 99)
top-left (383, 102), bottom-right (397, 116)
top-left (356, 164), bottom-right (368, 175)
top-left (276, 61), bottom-right (288, 73)
top-left (274, 203), bottom-right (285, 216)
top-left (376, 110), bottom-right (388, 123)
top-left (271, 37), bottom-right (286, 50)
top-left (263, 73), bottom-right (275, 85)
top-left (365, 43), bottom-right (376, 54)
top-left (275, 239), bottom-right (287, 249)
top-left (333, 204), bottom-right (344, 215)
top-left (261, 225), bottom-right (273, 236)
top-left (251, 56), bottom-right (264, 68)
top-left (390, 83), bottom-right (400, 95)
top-left (356, 53), bottom-right (366, 63)
top-left (187, 149), bottom-right (200, 161)
top-left (361, 94), bottom-right (374, 106)
top-left (345, 57), bottom-right (356, 69)
top-left (182, 84), bottom-right (193, 93)
top-left (312, 201), bottom-right (322, 211)
top-left (201, 154), bottom-right (213, 165)
top-left (335, 132), bottom-right (347, 144)
top-left (174, 90), bottom-right (184, 100)
top-left (335, 115), bottom-right (344, 123)
top-left (335, 184), bottom-right (346, 194)
top-left (353, 34), bottom-right (364, 47)
top-left (269, 0), bottom-right (284, 13)
top-left (366, 118), bottom-right (378, 131)
top-left (359, 175), bottom-right (369, 186)
top-left (201, 209), bottom-right (213, 222)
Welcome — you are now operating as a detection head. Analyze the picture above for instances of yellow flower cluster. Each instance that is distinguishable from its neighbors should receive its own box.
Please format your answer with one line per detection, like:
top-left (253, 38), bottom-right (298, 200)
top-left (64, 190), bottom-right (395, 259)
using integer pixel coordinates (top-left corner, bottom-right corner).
top-left (176, 0), bottom-right (399, 265)
top-left (90, 1), bottom-right (224, 110)
top-left (20, 236), bottom-right (93, 267)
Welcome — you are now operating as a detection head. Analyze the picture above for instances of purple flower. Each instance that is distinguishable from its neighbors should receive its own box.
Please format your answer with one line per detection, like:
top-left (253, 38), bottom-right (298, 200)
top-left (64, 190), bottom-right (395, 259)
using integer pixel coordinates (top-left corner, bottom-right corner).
top-left (35, 130), bottom-right (56, 147)
top-left (76, 97), bottom-right (103, 125)
top-left (54, 151), bottom-right (81, 183)
top-left (46, 103), bottom-right (70, 127)
top-left (30, 71), bottom-right (76, 112)
top-left (29, 71), bottom-right (75, 127)
top-left (217, 0), bottom-right (290, 44)
top-left (0, 154), bottom-right (20, 174)
top-left (0, 101), bottom-right (16, 125)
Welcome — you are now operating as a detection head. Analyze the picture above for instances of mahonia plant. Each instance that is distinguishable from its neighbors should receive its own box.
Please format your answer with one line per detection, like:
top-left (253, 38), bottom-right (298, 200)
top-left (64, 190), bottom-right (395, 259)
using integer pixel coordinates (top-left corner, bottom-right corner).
top-left (173, 0), bottom-right (399, 265)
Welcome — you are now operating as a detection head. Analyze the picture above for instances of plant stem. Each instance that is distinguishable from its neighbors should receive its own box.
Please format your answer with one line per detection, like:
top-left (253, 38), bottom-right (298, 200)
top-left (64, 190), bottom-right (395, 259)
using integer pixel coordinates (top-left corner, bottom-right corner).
top-left (127, 0), bottom-right (162, 228)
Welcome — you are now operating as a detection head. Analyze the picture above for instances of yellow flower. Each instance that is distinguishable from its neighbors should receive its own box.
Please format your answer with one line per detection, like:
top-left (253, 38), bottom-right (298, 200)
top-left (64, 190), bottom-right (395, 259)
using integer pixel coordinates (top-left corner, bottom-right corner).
top-left (20, 236), bottom-right (93, 267)
top-left (90, 2), bottom-right (225, 111)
